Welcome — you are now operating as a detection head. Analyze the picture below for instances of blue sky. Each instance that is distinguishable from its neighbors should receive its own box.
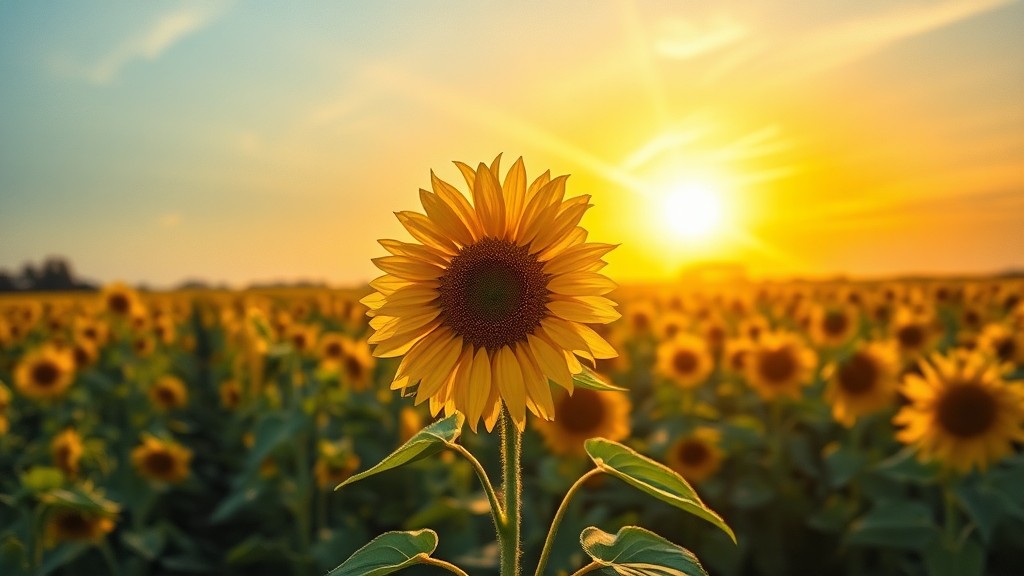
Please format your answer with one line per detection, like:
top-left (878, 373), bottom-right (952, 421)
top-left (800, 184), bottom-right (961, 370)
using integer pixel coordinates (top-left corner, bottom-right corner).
top-left (1, 1), bottom-right (1022, 287)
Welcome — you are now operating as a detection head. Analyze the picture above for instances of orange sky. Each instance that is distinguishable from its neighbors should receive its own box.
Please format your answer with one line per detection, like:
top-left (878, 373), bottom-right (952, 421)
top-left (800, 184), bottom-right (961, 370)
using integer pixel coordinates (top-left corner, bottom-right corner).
top-left (1, 1), bottom-right (1022, 287)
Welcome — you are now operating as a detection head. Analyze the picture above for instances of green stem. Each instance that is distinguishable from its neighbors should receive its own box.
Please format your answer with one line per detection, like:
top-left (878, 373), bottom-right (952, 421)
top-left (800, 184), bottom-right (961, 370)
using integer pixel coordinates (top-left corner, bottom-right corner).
top-left (422, 557), bottom-right (472, 576)
top-left (498, 409), bottom-right (522, 576)
top-left (569, 561), bottom-right (601, 576)
top-left (448, 442), bottom-right (506, 526)
top-left (99, 541), bottom-right (122, 576)
top-left (943, 479), bottom-right (960, 550)
top-left (534, 469), bottom-right (601, 576)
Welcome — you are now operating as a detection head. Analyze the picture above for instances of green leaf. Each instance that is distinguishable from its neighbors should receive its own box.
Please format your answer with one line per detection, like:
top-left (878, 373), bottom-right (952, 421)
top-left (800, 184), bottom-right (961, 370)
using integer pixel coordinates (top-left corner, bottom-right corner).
top-left (245, 410), bottom-right (309, 471)
top-left (580, 525), bottom-right (709, 576)
top-left (122, 527), bottom-right (167, 561)
top-left (954, 482), bottom-right (1019, 545)
top-left (327, 529), bottom-right (439, 576)
top-left (584, 438), bottom-right (735, 543)
top-left (873, 446), bottom-right (940, 485)
top-left (922, 539), bottom-right (985, 576)
top-left (19, 467), bottom-right (64, 493)
top-left (210, 486), bottom-right (262, 524)
top-left (41, 487), bottom-right (120, 516)
top-left (824, 444), bottom-right (866, 488)
top-left (570, 365), bottom-right (627, 392)
top-left (338, 413), bottom-right (464, 489)
top-left (846, 500), bottom-right (939, 550)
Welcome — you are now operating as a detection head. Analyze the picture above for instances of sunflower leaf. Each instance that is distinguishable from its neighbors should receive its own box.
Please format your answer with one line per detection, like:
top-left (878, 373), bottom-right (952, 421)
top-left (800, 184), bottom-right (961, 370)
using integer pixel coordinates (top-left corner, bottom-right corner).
top-left (571, 365), bottom-right (626, 392)
top-left (579, 525), bottom-right (709, 576)
top-left (337, 413), bottom-right (464, 489)
top-left (584, 438), bottom-right (735, 543)
top-left (327, 529), bottom-right (438, 576)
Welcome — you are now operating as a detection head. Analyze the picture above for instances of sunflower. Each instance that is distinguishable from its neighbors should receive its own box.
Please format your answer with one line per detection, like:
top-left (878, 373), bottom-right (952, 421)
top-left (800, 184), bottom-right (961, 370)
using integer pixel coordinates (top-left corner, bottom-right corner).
top-left (51, 428), bottom-right (84, 479)
top-left (132, 334), bottom-right (156, 357)
top-left (314, 439), bottom-right (361, 489)
top-left (45, 508), bottom-right (116, 546)
top-left (398, 405), bottom-right (423, 444)
top-left (744, 331), bottom-right (817, 401)
top-left (894, 351), bottom-right (1024, 473)
top-left (665, 427), bottom-right (723, 484)
top-left (657, 312), bottom-right (689, 341)
top-left (534, 389), bottom-right (631, 455)
top-left (363, 156), bottom-right (619, 431)
top-left (132, 435), bottom-right (192, 484)
top-left (0, 383), bottom-right (10, 413)
top-left (220, 379), bottom-right (241, 410)
top-left (978, 323), bottom-right (1024, 367)
top-left (810, 305), bottom-right (858, 348)
top-left (722, 337), bottom-right (755, 377)
top-left (0, 317), bottom-right (11, 348)
top-left (318, 332), bottom-right (347, 365)
top-left (149, 375), bottom-right (188, 411)
top-left (624, 301), bottom-right (657, 335)
top-left (287, 323), bottom-right (319, 355)
top-left (737, 315), bottom-right (770, 342)
top-left (14, 343), bottom-right (76, 400)
top-left (101, 282), bottom-right (140, 318)
top-left (891, 309), bottom-right (937, 363)
top-left (71, 340), bottom-right (99, 371)
top-left (152, 318), bottom-right (176, 346)
top-left (824, 341), bottom-right (900, 426)
top-left (657, 333), bottom-right (714, 389)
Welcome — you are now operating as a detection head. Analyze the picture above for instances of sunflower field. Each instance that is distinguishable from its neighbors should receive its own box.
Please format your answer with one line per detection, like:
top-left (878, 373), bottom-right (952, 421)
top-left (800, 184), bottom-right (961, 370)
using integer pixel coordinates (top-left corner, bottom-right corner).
top-left (2, 162), bottom-right (1024, 576)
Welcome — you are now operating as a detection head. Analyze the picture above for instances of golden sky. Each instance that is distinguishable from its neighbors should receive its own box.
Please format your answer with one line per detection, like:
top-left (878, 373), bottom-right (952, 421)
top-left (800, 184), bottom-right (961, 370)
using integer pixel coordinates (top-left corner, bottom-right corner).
top-left (1, 1), bottom-right (1022, 287)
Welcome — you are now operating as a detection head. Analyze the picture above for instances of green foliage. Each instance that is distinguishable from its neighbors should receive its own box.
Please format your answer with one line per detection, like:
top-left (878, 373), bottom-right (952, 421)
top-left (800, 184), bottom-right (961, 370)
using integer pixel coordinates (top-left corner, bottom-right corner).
top-left (338, 413), bottom-right (464, 489)
top-left (327, 529), bottom-right (438, 576)
top-left (580, 525), bottom-right (709, 576)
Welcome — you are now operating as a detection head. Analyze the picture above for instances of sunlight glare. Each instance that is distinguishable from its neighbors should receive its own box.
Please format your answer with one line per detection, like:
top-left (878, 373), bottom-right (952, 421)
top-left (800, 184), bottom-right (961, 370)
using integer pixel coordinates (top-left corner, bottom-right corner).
top-left (662, 181), bottom-right (723, 240)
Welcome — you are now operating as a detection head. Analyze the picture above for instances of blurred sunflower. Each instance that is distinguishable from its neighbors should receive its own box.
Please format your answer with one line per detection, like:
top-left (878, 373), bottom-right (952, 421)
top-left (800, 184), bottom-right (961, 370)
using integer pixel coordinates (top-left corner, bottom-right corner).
top-left (132, 435), bottom-right (192, 484)
top-left (534, 389), bottom-right (630, 455)
top-left (978, 323), bottom-right (1024, 367)
top-left (317, 332), bottom-right (347, 365)
top-left (364, 156), bottom-right (619, 431)
top-left (722, 337), bottom-right (755, 377)
top-left (314, 439), bottom-right (361, 489)
top-left (51, 428), bottom-right (83, 479)
top-left (340, 337), bottom-right (376, 391)
top-left (132, 334), bottom-right (156, 357)
top-left (665, 427), bottom-right (723, 484)
top-left (398, 405), bottom-right (423, 444)
top-left (625, 301), bottom-right (657, 335)
top-left (14, 343), bottom-right (76, 400)
top-left (70, 340), bottom-right (99, 371)
top-left (657, 312), bottom-right (689, 341)
top-left (46, 508), bottom-right (116, 546)
top-left (894, 351), bottom-right (1024, 473)
top-left (825, 341), bottom-right (899, 426)
top-left (101, 282), bottom-right (139, 318)
top-left (149, 375), bottom-right (188, 412)
top-left (737, 315), bottom-right (770, 342)
top-left (220, 379), bottom-right (242, 410)
top-left (287, 323), bottom-right (319, 355)
top-left (811, 305), bottom-right (858, 348)
top-left (657, 333), bottom-right (714, 389)
top-left (152, 318), bottom-right (176, 346)
top-left (891, 310), bottom-right (937, 363)
top-left (744, 332), bottom-right (817, 401)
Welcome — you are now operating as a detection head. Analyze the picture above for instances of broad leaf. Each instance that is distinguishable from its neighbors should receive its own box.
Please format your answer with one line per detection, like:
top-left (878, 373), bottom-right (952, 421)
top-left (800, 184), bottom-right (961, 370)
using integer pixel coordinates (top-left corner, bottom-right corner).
top-left (328, 530), bottom-right (438, 576)
top-left (923, 539), bottom-right (985, 576)
top-left (338, 413), bottom-right (464, 489)
top-left (571, 365), bottom-right (627, 392)
top-left (584, 438), bottom-right (735, 542)
top-left (846, 500), bottom-right (938, 550)
top-left (580, 525), bottom-right (708, 576)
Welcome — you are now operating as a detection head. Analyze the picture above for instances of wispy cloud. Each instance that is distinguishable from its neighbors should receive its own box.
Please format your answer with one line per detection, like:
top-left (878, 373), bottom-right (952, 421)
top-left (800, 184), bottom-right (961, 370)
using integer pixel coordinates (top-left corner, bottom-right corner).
top-left (777, 0), bottom-right (1018, 79)
top-left (61, 6), bottom-right (223, 84)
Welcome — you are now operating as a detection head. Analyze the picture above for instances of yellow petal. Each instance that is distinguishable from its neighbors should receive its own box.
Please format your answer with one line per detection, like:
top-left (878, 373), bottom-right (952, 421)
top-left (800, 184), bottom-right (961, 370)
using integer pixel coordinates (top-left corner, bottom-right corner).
top-left (503, 157), bottom-right (527, 233)
top-left (517, 175), bottom-right (567, 239)
top-left (472, 162), bottom-right (506, 238)
top-left (493, 346), bottom-right (526, 426)
top-left (573, 323), bottom-right (619, 359)
top-left (453, 160), bottom-right (477, 191)
top-left (379, 238), bottom-right (450, 268)
top-left (548, 296), bottom-right (620, 324)
top-left (419, 190), bottom-right (476, 248)
top-left (371, 256), bottom-right (444, 282)
top-left (526, 169), bottom-right (551, 203)
top-left (528, 333), bottom-right (573, 392)
top-left (431, 170), bottom-right (483, 240)
top-left (547, 272), bottom-right (617, 296)
top-left (543, 242), bottom-right (617, 276)
top-left (515, 345), bottom-right (555, 419)
top-left (395, 211), bottom-right (458, 254)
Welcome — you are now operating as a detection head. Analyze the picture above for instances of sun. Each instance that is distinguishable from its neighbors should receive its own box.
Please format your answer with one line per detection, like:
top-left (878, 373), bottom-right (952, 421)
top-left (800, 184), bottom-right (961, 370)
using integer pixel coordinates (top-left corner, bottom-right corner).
top-left (661, 181), bottom-right (723, 240)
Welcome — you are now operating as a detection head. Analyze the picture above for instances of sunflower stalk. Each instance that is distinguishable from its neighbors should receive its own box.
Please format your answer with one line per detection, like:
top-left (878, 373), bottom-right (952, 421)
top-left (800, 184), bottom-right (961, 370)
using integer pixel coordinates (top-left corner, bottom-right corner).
top-left (534, 468), bottom-right (602, 576)
top-left (498, 409), bottom-right (522, 576)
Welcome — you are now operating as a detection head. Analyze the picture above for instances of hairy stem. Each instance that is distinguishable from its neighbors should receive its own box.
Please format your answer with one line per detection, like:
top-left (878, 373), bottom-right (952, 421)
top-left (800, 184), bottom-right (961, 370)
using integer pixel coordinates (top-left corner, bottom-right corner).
top-left (498, 409), bottom-right (522, 576)
top-left (534, 468), bottom-right (601, 576)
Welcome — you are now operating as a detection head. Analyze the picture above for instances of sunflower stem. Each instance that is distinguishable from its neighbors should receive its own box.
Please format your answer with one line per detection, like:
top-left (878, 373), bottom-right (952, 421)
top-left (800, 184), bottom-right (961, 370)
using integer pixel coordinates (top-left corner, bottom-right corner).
top-left (498, 409), bottom-right (522, 576)
top-left (449, 443), bottom-right (505, 526)
top-left (422, 556), bottom-right (472, 576)
top-left (534, 468), bottom-right (601, 576)
top-left (943, 477), bottom-right (960, 550)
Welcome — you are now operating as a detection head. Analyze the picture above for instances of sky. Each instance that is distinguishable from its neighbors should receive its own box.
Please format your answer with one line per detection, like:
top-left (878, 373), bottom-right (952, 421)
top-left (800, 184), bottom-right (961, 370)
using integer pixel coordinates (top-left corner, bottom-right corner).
top-left (1, 1), bottom-right (1022, 288)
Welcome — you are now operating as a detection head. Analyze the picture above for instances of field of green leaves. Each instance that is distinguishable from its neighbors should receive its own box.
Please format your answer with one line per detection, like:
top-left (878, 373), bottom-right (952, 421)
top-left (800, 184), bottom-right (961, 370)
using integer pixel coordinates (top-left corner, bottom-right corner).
top-left (1, 279), bottom-right (1023, 576)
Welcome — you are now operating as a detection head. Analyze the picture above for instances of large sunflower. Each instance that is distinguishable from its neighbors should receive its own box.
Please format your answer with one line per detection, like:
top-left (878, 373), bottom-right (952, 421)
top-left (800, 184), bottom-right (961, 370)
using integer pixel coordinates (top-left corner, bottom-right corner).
top-left (825, 341), bottom-right (900, 426)
top-left (14, 343), bottom-right (76, 400)
top-left (363, 156), bottom-right (619, 431)
top-left (534, 389), bottom-right (631, 455)
top-left (894, 351), bottom-right (1024, 473)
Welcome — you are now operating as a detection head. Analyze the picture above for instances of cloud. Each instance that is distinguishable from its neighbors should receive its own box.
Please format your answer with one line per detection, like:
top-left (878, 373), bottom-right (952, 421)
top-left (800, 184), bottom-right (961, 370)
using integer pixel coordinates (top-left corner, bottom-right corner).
top-left (778, 0), bottom-right (1018, 79)
top-left (72, 6), bottom-right (222, 84)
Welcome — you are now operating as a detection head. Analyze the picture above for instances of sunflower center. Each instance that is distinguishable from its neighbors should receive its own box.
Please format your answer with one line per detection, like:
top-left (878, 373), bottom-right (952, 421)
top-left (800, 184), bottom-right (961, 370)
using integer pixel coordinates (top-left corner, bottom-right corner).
top-left (758, 347), bottom-right (797, 384)
top-left (672, 350), bottom-right (700, 375)
top-left (837, 352), bottom-right (878, 396)
top-left (438, 238), bottom-right (548, 350)
top-left (32, 361), bottom-right (61, 388)
top-left (677, 439), bottom-right (710, 466)
top-left (937, 382), bottom-right (997, 439)
top-left (343, 355), bottom-right (364, 382)
top-left (994, 338), bottom-right (1015, 362)
top-left (108, 293), bottom-right (130, 315)
top-left (558, 390), bottom-right (606, 434)
top-left (324, 342), bottom-right (343, 358)
top-left (897, 325), bottom-right (925, 349)
top-left (144, 450), bottom-right (177, 475)
top-left (823, 311), bottom-right (849, 336)
top-left (155, 386), bottom-right (178, 406)
top-left (56, 511), bottom-right (93, 538)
